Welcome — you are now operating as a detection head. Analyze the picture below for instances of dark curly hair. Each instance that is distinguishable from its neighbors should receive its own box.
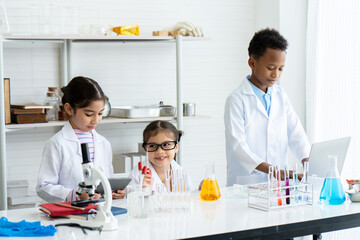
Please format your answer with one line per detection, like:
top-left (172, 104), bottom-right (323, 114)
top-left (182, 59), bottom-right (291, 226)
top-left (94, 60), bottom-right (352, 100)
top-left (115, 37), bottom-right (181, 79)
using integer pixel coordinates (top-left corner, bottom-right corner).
top-left (248, 28), bottom-right (288, 59)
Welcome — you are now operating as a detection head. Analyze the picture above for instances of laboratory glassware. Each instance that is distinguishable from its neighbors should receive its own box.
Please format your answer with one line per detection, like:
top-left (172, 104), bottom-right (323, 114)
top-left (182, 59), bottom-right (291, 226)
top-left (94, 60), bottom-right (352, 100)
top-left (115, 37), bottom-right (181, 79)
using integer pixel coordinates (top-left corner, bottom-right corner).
top-left (275, 166), bottom-right (282, 206)
top-left (44, 92), bottom-right (60, 121)
top-left (200, 162), bottom-right (221, 201)
top-left (284, 166), bottom-right (290, 204)
top-left (319, 155), bottom-right (346, 205)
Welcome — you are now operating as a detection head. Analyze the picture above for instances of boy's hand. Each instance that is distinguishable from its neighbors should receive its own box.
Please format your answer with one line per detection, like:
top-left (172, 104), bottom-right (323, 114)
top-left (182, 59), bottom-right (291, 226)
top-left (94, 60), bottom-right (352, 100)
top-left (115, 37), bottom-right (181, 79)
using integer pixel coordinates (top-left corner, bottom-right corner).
top-left (112, 189), bottom-right (126, 199)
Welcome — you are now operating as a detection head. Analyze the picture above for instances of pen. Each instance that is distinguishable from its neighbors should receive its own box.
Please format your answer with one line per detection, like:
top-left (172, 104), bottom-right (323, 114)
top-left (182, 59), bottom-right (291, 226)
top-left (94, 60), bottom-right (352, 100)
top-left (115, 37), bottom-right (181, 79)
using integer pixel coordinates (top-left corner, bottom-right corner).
top-left (54, 203), bottom-right (87, 211)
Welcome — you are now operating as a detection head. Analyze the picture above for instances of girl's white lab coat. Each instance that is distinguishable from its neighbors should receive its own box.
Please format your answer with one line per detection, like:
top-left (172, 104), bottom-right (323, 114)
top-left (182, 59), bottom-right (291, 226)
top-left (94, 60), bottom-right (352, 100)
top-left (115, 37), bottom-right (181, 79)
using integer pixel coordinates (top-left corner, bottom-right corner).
top-left (224, 77), bottom-right (310, 186)
top-left (36, 121), bottom-right (113, 203)
top-left (129, 160), bottom-right (194, 192)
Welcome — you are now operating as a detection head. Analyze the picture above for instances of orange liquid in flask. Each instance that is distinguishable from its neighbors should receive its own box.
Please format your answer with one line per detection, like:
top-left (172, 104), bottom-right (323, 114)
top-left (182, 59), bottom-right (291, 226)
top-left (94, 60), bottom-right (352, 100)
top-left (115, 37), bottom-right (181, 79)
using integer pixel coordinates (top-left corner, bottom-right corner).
top-left (200, 179), bottom-right (221, 201)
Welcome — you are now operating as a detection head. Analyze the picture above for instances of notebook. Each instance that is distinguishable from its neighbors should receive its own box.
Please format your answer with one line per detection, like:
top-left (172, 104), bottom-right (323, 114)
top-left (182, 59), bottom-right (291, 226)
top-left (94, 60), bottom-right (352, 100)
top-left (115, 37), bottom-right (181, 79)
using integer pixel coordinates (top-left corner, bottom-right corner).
top-left (308, 136), bottom-right (351, 178)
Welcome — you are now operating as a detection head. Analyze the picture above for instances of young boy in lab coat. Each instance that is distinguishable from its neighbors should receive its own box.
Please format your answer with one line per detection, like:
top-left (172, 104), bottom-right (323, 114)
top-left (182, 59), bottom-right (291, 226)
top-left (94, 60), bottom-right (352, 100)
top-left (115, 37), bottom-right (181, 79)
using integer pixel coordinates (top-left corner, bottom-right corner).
top-left (224, 28), bottom-right (310, 186)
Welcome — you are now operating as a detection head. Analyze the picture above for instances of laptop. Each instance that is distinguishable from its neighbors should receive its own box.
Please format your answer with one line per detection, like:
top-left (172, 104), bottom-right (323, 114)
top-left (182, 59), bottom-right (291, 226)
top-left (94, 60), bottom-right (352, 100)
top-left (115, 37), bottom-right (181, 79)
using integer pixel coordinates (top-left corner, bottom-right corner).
top-left (308, 136), bottom-right (351, 178)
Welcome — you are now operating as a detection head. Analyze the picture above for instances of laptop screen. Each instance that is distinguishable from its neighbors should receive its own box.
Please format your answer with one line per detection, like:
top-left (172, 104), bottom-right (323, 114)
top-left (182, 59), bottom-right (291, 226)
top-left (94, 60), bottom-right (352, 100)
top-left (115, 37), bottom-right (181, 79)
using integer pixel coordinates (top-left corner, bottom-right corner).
top-left (308, 136), bottom-right (351, 178)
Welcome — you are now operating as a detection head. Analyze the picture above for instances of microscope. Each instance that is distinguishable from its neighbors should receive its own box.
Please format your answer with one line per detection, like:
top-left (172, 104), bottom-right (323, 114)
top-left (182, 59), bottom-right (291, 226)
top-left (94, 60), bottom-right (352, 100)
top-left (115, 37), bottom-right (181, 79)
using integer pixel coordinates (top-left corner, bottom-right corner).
top-left (71, 143), bottom-right (118, 231)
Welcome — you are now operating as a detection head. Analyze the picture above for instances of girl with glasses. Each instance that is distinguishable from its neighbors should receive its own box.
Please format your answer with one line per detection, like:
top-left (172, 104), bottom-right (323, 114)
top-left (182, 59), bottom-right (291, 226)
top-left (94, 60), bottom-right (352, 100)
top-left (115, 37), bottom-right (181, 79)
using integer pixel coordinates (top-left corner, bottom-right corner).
top-left (129, 120), bottom-right (194, 193)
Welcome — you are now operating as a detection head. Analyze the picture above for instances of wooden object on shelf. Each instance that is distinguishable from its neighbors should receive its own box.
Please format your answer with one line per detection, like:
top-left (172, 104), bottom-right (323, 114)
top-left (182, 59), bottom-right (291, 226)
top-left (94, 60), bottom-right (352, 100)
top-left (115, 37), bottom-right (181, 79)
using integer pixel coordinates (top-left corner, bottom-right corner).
top-left (11, 108), bottom-right (44, 115)
top-left (3, 78), bottom-right (11, 124)
top-left (58, 105), bottom-right (69, 121)
top-left (152, 31), bottom-right (169, 36)
top-left (11, 113), bottom-right (47, 124)
top-left (10, 104), bottom-right (53, 110)
top-left (170, 31), bottom-right (182, 36)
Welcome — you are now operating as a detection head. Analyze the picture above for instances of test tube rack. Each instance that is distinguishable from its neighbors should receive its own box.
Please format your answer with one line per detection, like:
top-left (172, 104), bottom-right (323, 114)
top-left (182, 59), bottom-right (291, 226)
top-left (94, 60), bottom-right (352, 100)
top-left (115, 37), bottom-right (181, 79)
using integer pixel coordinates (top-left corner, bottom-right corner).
top-left (248, 182), bottom-right (313, 211)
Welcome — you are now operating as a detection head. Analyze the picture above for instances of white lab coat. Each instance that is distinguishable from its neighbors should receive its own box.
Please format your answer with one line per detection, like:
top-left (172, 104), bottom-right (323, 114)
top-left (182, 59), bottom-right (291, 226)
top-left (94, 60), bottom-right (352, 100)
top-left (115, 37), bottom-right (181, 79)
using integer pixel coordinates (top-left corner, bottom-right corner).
top-left (224, 77), bottom-right (310, 186)
top-left (128, 160), bottom-right (194, 192)
top-left (36, 121), bottom-right (113, 203)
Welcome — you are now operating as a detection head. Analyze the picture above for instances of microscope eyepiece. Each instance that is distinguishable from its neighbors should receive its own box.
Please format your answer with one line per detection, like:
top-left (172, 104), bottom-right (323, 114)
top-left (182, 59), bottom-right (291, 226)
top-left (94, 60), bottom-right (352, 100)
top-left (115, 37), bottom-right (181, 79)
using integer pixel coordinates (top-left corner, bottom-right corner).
top-left (81, 143), bottom-right (91, 164)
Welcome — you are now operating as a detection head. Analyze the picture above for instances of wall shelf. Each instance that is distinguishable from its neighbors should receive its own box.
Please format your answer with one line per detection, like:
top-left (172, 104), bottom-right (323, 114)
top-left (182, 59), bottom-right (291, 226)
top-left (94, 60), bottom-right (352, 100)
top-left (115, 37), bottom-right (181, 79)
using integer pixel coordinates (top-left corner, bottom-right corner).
top-left (5, 115), bottom-right (208, 132)
top-left (0, 34), bottom-right (206, 209)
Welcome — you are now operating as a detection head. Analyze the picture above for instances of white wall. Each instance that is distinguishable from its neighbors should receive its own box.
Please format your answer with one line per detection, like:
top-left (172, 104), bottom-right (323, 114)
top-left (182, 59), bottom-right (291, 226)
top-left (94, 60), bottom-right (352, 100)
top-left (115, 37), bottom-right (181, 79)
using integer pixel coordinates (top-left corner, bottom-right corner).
top-left (3, 0), bottom-right (308, 197)
top-left (3, 0), bottom-right (256, 193)
top-left (254, 0), bottom-right (308, 127)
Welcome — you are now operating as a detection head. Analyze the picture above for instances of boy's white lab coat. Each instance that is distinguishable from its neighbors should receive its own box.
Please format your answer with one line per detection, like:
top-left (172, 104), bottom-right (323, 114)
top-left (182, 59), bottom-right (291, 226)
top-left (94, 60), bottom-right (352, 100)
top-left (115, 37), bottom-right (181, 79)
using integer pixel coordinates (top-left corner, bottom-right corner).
top-left (36, 121), bottom-right (113, 203)
top-left (224, 77), bottom-right (310, 186)
top-left (129, 159), bottom-right (194, 192)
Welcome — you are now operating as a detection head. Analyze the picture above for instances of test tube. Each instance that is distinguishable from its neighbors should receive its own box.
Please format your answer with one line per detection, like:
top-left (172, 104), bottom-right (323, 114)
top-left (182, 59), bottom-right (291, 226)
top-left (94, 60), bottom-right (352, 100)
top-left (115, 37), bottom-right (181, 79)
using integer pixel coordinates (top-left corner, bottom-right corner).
top-left (165, 169), bottom-right (171, 192)
top-left (302, 161), bottom-right (309, 183)
top-left (138, 159), bottom-right (144, 185)
top-left (302, 161), bottom-right (310, 201)
top-left (268, 165), bottom-right (275, 207)
top-left (285, 165), bottom-right (290, 205)
top-left (275, 166), bottom-right (282, 206)
top-left (268, 166), bottom-right (275, 189)
top-left (294, 163), bottom-right (299, 203)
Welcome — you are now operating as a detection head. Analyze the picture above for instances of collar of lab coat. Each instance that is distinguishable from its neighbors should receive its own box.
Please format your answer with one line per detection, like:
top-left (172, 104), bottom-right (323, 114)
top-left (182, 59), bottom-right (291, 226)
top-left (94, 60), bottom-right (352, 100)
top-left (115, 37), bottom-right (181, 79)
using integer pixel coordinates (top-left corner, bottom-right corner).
top-left (241, 77), bottom-right (280, 119)
top-left (241, 76), bottom-right (279, 95)
top-left (61, 121), bottom-right (105, 159)
top-left (61, 121), bottom-right (103, 143)
top-left (148, 159), bottom-right (181, 186)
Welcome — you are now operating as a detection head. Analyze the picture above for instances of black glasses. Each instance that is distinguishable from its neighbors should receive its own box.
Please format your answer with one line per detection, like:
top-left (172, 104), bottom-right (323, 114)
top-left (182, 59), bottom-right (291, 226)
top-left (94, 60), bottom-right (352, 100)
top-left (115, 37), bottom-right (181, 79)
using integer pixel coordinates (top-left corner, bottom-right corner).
top-left (142, 141), bottom-right (178, 152)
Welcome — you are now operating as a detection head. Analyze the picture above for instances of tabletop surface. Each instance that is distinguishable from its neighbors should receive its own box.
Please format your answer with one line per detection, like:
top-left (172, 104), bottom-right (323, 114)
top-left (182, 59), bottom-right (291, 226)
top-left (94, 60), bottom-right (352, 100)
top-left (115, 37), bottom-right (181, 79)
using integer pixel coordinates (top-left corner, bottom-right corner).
top-left (1, 178), bottom-right (360, 240)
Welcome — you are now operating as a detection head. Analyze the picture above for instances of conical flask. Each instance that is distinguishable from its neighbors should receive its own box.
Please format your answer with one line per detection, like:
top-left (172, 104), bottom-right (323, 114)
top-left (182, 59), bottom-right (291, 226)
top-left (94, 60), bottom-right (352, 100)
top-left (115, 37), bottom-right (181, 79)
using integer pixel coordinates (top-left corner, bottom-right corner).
top-left (200, 162), bottom-right (221, 201)
top-left (319, 155), bottom-right (346, 205)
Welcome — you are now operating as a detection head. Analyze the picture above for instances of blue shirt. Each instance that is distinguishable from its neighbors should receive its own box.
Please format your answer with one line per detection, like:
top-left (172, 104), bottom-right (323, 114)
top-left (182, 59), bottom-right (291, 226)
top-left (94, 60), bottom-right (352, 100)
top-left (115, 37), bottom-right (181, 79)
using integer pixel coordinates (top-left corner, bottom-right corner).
top-left (247, 76), bottom-right (272, 116)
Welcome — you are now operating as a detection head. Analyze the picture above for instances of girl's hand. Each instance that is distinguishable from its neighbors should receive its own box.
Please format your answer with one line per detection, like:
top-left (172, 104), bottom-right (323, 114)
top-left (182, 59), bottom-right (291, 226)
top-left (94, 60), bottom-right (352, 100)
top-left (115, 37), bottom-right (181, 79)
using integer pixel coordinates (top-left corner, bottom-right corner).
top-left (112, 189), bottom-right (126, 199)
top-left (80, 191), bottom-right (102, 200)
top-left (142, 173), bottom-right (153, 187)
top-left (93, 193), bottom-right (102, 199)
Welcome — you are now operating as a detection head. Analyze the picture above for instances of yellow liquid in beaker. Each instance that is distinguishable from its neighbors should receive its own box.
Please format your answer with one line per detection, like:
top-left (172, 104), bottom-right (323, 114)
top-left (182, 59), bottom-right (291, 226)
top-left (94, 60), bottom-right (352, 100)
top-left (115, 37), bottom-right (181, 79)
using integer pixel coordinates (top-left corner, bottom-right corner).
top-left (200, 179), bottom-right (221, 201)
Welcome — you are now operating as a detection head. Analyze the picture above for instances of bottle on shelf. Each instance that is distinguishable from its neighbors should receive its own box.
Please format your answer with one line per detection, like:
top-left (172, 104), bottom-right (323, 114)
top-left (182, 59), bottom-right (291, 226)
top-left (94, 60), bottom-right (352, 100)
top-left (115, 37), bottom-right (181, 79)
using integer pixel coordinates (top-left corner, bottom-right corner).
top-left (44, 90), bottom-right (60, 121)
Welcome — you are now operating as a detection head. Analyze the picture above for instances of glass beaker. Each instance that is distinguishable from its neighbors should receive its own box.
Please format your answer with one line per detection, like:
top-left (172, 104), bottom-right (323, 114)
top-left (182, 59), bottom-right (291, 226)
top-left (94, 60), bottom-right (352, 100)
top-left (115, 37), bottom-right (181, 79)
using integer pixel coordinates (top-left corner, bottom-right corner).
top-left (126, 185), bottom-right (150, 218)
top-left (200, 162), bottom-right (221, 201)
top-left (319, 155), bottom-right (346, 205)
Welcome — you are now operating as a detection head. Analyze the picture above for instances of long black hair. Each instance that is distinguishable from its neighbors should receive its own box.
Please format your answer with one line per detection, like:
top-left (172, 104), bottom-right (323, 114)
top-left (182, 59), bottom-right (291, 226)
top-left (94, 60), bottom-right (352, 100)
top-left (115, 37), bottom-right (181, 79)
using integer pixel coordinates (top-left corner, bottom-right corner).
top-left (61, 76), bottom-right (107, 112)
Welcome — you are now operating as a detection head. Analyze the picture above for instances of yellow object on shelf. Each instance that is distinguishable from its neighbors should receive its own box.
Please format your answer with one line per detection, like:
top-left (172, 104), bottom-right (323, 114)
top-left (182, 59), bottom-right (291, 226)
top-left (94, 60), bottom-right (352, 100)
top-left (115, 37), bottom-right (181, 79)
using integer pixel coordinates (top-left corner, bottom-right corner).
top-left (112, 24), bottom-right (140, 36)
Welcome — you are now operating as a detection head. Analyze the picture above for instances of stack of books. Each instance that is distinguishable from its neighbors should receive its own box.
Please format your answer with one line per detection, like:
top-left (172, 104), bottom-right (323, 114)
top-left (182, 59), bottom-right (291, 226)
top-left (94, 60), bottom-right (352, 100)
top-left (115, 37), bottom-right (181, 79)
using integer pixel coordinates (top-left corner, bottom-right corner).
top-left (10, 104), bottom-right (53, 124)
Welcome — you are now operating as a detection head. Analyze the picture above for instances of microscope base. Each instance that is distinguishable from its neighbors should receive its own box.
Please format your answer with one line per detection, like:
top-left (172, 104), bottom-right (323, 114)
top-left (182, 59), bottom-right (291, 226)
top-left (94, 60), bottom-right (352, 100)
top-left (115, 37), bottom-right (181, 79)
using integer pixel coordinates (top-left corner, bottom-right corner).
top-left (71, 217), bottom-right (118, 231)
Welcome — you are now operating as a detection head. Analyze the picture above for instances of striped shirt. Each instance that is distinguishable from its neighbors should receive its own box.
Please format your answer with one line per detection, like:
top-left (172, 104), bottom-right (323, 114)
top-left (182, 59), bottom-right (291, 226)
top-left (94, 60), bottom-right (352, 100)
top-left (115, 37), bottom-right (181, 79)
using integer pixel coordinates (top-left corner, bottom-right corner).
top-left (65, 129), bottom-right (95, 202)
top-left (74, 129), bottom-right (95, 162)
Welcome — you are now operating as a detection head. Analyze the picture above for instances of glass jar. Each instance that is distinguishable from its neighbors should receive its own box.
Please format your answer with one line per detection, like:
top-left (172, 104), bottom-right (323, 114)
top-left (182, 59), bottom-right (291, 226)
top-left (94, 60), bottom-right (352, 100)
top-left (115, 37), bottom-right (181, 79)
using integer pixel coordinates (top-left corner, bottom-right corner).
top-left (44, 92), bottom-right (60, 121)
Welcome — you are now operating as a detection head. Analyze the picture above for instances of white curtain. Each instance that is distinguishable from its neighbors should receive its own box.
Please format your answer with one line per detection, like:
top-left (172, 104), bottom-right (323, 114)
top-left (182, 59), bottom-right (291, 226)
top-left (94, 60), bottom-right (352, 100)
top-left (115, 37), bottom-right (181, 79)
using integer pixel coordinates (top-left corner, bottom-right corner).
top-left (306, 0), bottom-right (360, 239)
top-left (306, 0), bottom-right (360, 179)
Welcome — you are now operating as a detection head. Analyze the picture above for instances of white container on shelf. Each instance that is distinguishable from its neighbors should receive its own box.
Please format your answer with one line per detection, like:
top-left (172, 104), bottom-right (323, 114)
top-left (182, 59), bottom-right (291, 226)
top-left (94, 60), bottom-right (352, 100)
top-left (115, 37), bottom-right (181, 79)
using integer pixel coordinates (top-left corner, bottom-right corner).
top-left (7, 180), bottom-right (28, 198)
top-left (111, 106), bottom-right (160, 118)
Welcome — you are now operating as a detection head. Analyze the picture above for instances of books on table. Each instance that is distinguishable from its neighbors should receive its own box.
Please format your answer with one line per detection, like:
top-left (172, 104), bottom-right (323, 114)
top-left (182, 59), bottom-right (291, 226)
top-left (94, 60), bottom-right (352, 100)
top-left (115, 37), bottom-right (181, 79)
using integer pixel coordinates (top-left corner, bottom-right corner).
top-left (39, 202), bottom-right (98, 217)
top-left (39, 202), bottom-right (127, 219)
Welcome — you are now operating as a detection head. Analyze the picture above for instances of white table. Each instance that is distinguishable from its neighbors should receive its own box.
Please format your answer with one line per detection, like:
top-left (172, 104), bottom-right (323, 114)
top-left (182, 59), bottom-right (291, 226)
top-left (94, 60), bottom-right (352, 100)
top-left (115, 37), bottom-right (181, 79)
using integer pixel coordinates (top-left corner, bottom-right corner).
top-left (1, 179), bottom-right (359, 240)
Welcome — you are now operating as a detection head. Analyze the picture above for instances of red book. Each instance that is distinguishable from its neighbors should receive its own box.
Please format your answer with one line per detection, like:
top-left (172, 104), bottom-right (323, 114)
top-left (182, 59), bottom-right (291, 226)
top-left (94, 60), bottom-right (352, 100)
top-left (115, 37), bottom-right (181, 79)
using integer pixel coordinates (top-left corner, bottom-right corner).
top-left (39, 202), bottom-right (98, 217)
